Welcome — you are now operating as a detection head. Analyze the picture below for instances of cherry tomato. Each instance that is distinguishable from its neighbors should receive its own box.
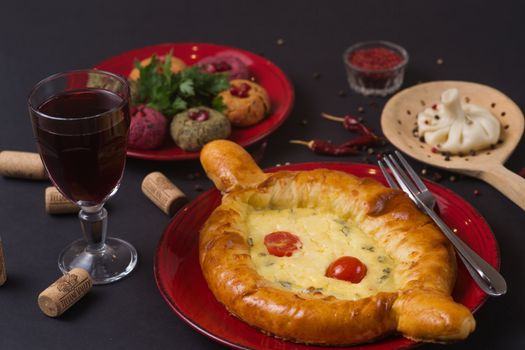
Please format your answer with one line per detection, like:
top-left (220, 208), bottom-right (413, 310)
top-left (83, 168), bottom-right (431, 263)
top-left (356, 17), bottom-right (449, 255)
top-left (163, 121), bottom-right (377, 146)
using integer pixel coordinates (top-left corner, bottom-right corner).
top-left (264, 231), bottom-right (302, 257)
top-left (325, 256), bottom-right (367, 283)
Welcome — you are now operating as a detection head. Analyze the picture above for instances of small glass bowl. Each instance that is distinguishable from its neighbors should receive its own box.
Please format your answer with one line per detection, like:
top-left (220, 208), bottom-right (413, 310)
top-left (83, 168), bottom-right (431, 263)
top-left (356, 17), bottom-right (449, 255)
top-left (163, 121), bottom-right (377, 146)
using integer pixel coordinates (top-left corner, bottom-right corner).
top-left (343, 40), bottom-right (408, 96)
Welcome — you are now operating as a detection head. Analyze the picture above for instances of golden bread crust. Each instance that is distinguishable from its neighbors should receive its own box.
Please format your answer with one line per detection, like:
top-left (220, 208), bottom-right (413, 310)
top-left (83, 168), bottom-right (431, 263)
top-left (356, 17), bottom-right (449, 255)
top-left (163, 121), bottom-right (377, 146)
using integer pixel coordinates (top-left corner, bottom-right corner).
top-left (199, 140), bottom-right (475, 345)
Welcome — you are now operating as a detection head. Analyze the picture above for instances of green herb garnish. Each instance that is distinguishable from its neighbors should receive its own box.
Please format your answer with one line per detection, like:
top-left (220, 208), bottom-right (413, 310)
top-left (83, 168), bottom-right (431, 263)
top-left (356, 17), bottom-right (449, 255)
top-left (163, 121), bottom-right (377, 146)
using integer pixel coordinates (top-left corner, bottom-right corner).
top-left (133, 52), bottom-right (230, 116)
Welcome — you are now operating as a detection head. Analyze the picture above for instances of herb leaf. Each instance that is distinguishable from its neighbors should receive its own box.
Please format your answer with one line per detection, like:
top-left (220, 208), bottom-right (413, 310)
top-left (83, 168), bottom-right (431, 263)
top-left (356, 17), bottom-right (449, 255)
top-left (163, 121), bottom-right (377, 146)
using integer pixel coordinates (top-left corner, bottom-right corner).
top-left (133, 52), bottom-right (230, 116)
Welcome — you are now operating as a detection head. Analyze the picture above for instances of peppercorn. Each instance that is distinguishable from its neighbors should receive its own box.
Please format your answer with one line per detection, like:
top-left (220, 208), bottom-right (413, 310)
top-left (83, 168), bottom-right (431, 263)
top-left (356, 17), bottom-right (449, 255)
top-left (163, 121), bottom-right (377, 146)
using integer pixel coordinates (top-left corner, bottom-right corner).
top-left (501, 112), bottom-right (506, 117)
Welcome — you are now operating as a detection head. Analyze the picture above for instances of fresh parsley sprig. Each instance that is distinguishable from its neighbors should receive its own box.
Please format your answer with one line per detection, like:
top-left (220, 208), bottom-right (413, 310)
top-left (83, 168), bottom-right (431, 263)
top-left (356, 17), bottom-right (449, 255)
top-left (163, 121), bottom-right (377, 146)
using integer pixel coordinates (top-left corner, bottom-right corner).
top-left (133, 52), bottom-right (230, 116)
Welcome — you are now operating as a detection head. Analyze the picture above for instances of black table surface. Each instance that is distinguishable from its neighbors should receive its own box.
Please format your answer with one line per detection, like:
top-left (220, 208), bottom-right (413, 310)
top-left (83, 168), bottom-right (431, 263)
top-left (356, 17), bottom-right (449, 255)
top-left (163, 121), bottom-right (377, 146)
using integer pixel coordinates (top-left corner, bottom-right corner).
top-left (1, 1), bottom-right (524, 349)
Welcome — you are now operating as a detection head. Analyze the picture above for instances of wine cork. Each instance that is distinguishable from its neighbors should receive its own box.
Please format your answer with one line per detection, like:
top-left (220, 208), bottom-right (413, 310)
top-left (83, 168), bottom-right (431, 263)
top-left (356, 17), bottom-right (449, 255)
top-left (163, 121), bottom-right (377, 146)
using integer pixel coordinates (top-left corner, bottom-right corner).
top-left (0, 151), bottom-right (47, 180)
top-left (0, 237), bottom-right (6, 286)
top-left (142, 172), bottom-right (187, 216)
top-left (45, 186), bottom-right (79, 214)
top-left (38, 268), bottom-right (92, 317)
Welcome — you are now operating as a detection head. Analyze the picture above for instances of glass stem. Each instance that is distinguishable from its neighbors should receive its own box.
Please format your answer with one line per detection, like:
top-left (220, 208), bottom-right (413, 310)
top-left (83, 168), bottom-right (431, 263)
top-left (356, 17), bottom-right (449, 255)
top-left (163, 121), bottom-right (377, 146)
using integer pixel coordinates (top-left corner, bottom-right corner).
top-left (79, 205), bottom-right (107, 252)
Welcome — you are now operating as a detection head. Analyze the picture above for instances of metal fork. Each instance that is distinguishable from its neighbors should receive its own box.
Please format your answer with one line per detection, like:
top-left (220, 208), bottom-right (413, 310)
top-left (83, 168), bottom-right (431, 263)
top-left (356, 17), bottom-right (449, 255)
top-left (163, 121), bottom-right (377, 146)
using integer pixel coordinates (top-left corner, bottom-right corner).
top-left (378, 151), bottom-right (507, 296)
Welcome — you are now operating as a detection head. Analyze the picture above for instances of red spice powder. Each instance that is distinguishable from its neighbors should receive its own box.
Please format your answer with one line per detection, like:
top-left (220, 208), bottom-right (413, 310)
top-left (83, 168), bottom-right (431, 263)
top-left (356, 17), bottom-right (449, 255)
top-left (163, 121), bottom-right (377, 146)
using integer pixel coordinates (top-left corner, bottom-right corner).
top-left (349, 47), bottom-right (403, 70)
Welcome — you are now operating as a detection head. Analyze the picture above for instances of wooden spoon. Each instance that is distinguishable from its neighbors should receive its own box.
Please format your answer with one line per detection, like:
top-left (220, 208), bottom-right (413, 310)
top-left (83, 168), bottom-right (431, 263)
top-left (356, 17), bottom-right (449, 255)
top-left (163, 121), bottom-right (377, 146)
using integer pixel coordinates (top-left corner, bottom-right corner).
top-left (381, 81), bottom-right (525, 210)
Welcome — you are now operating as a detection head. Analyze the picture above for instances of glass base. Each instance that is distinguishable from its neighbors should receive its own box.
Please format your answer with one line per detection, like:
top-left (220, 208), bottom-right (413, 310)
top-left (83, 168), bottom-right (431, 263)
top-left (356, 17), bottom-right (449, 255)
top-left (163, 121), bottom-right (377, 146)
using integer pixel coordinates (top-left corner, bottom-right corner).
top-left (58, 237), bottom-right (138, 285)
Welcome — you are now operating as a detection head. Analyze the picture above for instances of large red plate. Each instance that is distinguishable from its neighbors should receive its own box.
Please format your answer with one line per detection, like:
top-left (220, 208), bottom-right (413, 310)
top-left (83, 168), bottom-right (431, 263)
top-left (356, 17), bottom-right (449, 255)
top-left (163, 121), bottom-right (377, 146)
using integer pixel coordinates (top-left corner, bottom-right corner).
top-left (154, 163), bottom-right (499, 350)
top-left (95, 43), bottom-right (294, 161)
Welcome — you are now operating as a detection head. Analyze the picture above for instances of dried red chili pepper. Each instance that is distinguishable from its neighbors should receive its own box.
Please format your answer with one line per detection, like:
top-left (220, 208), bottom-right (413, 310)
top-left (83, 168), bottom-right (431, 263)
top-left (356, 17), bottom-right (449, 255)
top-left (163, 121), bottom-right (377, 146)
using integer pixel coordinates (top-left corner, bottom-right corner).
top-left (289, 140), bottom-right (359, 156)
top-left (322, 113), bottom-right (377, 139)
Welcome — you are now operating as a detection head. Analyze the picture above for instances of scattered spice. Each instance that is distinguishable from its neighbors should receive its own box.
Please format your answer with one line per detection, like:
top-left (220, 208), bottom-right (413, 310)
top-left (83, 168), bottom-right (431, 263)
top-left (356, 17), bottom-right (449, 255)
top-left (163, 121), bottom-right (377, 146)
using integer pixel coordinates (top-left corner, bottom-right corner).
top-left (431, 104), bottom-right (438, 110)
top-left (465, 97), bottom-right (470, 103)
top-left (504, 125), bottom-right (509, 130)
top-left (247, 238), bottom-right (254, 247)
top-left (501, 112), bottom-right (506, 117)
top-left (279, 280), bottom-right (292, 289)
top-left (432, 172), bottom-right (443, 182)
top-left (491, 102), bottom-right (496, 108)
top-left (406, 110), bottom-right (412, 115)
top-left (361, 245), bottom-right (375, 252)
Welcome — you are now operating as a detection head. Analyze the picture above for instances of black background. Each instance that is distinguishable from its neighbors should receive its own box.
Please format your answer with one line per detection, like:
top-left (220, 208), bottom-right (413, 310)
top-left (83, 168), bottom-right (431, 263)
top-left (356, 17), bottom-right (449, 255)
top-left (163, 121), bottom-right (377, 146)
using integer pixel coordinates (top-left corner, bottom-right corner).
top-left (1, 1), bottom-right (524, 349)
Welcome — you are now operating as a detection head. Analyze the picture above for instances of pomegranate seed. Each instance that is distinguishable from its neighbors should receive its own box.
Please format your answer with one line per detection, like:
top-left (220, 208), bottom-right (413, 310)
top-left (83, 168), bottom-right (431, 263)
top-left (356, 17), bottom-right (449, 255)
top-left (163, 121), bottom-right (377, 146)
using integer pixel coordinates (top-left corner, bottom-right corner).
top-left (431, 147), bottom-right (439, 154)
top-left (189, 110), bottom-right (210, 121)
top-left (230, 83), bottom-right (251, 98)
top-left (432, 104), bottom-right (438, 110)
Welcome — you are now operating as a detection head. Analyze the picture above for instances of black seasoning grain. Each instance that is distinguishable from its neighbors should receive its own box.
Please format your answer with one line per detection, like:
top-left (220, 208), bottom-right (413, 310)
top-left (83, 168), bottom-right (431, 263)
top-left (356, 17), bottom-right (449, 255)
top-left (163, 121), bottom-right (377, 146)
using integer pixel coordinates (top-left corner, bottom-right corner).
top-left (501, 112), bottom-right (506, 117)
top-left (491, 103), bottom-right (496, 108)
top-left (504, 125), bottom-right (510, 130)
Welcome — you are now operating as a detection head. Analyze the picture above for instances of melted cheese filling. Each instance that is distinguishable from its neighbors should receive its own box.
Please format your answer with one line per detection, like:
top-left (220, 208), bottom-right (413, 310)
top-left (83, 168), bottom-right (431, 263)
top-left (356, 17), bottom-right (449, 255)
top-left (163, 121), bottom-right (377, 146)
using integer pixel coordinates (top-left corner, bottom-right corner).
top-left (247, 208), bottom-right (396, 300)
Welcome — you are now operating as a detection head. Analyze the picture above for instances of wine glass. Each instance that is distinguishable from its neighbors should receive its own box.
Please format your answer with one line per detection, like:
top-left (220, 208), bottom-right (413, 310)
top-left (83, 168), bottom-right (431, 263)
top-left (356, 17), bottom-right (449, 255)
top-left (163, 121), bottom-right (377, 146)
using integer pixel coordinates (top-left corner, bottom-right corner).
top-left (28, 69), bottom-right (138, 284)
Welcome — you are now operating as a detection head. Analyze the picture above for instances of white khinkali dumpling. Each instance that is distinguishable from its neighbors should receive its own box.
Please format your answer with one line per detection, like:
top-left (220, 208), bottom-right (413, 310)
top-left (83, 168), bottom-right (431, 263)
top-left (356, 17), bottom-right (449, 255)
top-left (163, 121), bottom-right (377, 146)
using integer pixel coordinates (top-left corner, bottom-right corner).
top-left (417, 88), bottom-right (500, 154)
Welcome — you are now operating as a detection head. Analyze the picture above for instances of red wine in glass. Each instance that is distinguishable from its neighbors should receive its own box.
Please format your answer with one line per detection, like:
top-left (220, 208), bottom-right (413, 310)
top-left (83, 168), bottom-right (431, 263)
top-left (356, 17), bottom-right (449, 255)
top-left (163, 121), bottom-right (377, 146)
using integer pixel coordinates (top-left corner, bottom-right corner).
top-left (35, 89), bottom-right (130, 205)
top-left (28, 69), bottom-right (137, 285)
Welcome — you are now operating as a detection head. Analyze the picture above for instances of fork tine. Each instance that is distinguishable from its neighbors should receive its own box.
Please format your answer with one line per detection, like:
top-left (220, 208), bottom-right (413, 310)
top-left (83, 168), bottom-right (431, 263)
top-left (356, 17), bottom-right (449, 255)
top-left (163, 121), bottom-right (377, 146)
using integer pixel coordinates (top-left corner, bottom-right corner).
top-left (384, 155), bottom-right (420, 203)
top-left (378, 160), bottom-right (399, 189)
top-left (394, 151), bottom-right (428, 192)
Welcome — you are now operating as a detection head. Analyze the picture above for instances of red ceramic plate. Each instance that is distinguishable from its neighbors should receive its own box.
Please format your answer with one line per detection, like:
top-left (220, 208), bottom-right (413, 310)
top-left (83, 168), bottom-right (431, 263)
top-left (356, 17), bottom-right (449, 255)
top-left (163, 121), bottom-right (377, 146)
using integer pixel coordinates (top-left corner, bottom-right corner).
top-left (154, 163), bottom-right (499, 350)
top-left (95, 43), bottom-right (294, 160)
